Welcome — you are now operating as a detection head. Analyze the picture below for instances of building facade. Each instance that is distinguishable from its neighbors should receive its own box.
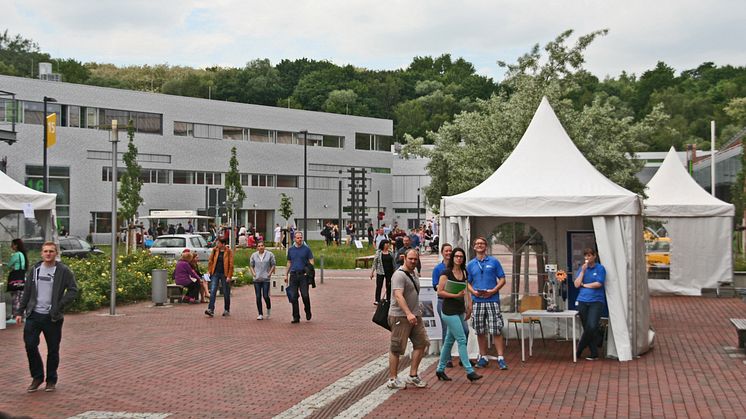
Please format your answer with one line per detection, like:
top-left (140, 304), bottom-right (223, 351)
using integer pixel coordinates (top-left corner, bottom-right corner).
top-left (0, 75), bottom-right (395, 243)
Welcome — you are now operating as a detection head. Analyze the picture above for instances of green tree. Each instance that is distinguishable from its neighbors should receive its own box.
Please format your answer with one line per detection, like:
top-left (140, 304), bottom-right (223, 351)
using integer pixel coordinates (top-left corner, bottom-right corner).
top-left (117, 120), bottom-right (144, 254)
top-left (225, 146), bottom-right (246, 247)
top-left (279, 193), bottom-right (293, 227)
top-left (0, 30), bottom-right (50, 77)
top-left (323, 89), bottom-right (358, 114)
top-left (413, 29), bottom-right (666, 209)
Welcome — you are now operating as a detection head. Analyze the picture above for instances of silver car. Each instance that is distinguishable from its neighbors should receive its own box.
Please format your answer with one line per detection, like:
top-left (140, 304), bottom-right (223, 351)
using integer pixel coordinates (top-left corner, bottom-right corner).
top-left (149, 234), bottom-right (212, 261)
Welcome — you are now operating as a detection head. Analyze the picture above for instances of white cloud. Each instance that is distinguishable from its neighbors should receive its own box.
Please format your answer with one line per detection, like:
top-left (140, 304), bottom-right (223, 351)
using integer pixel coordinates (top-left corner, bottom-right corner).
top-left (1, 0), bottom-right (744, 78)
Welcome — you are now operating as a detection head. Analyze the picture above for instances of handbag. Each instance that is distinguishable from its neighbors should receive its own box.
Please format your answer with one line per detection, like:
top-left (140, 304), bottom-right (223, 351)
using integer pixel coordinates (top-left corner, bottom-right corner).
top-left (372, 299), bottom-right (391, 330)
top-left (7, 269), bottom-right (26, 292)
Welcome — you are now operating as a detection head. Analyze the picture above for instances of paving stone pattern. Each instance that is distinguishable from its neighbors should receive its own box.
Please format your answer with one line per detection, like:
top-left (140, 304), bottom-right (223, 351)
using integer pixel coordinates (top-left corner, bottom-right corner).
top-left (0, 252), bottom-right (744, 418)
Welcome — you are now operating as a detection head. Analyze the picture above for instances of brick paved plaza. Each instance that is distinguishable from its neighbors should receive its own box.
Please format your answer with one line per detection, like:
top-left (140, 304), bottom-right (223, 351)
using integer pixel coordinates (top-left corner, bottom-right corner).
top-left (1, 253), bottom-right (745, 418)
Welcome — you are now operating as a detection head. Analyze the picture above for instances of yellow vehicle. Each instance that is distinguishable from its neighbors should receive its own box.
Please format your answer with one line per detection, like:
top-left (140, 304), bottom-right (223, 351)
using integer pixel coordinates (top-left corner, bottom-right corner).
top-left (646, 237), bottom-right (671, 278)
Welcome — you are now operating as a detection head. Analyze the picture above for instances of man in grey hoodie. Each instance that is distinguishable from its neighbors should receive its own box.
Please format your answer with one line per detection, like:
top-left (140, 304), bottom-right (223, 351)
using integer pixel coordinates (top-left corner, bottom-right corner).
top-left (16, 241), bottom-right (78, 393)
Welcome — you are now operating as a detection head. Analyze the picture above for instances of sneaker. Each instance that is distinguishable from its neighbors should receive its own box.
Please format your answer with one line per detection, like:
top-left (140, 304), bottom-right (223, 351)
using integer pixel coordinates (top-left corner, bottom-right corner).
top-left (291, 319), bottom-right (300, 324)
top-left (266, 309), bottom-right (271, 319)
top-left (585, 356), bottom-right (599, 361)
top-left (44, 382), bottom-right (56, 392)
top-left (475, 356), bottom-right (489, 369)
top-left (204, 310), bottom-right (214, 318)
top-left (257, 314), bottom-right (263, 320)
top-left (405, 375), bottom-right (427, 388)
top-left (386, 378), bottom-right (406, 389)
top-left (497, 358), bottom-right (508, 370)
top-left (222, 311), bottom-right (230, 317)
top-left (27, 378), bottom-right (43, 393)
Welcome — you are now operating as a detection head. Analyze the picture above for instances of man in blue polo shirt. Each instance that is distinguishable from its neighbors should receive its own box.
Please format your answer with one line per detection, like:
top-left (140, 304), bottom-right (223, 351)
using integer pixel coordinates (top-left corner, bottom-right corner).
top-left (466, 236), bottom-right (508, 370)
top-left (285, 231), bottom-right (314, 324)
top-left (573, 248), bottom-right (606, 360)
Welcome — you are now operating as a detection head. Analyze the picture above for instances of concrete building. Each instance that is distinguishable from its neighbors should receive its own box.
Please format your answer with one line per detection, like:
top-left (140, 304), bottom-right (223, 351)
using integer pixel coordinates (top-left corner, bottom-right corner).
top-left (0, 75), bottom-right (399, 243)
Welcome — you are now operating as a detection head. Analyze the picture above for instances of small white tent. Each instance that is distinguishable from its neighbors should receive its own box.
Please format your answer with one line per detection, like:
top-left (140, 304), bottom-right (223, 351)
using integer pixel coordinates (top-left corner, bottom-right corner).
top-left (0, 170), bottom-right (57, 242)
top-left (644, 147), bottom-right (734, 295)
top-left (440, 97), bottom-right (651, 361)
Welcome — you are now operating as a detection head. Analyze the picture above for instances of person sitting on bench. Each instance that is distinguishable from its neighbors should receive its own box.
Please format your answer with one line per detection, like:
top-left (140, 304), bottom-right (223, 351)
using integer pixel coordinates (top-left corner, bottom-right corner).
top-left (173, 251), bottom-right (201, 303)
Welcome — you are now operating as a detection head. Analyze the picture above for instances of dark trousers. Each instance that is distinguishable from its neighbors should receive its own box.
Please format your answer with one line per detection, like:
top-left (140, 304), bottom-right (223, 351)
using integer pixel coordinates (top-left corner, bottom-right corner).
top-left (208, 274), bottom-right (230, 312)
top-left (254, 281), bottom-right (271, 315)
top-left (184, 281), bottom-right (201, 300)
top-left (375, 273), bottom-right (394, 302)
top-left (577, 301), bottom-right (604, 358)
top-left (24, 312), bottom-right (63, 383)
top-left (288, 272), bottom-right (311, 321)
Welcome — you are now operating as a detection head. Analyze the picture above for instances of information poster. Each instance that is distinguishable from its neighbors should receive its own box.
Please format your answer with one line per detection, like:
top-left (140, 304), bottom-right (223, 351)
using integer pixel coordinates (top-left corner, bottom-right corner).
top-left (418, 280), bottom-right (442, 340)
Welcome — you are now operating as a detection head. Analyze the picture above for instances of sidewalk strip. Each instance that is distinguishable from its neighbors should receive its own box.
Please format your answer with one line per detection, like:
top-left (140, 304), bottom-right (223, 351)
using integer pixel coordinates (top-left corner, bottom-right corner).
top-left (272, 354), bottom-right (391, 419)
top-left (68, 412), bottom-right (169, 419)
top-left (333, 356), bottom-right (438, 419)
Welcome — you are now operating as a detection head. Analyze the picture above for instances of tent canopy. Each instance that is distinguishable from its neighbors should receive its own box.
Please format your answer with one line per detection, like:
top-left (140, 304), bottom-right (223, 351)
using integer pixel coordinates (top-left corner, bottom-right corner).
top-left (442, 97), bottom-right (640, 218)
top-left (0, 169), bottom-right (56, 216)
top-left (644, 147), bottom-right (733, 295)
top-left (440, 97), bottom-right (650, 361)
top-left (645, 146), bottom-right (734, 217)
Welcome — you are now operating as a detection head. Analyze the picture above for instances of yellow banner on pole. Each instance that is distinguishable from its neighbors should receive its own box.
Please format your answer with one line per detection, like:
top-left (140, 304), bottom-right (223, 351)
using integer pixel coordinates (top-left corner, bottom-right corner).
top-left (46, 113), bottom-right (57, 148)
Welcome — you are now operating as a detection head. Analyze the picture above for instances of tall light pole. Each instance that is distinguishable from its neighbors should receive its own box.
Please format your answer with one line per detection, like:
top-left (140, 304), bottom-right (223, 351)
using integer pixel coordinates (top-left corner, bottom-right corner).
top-left (301, 130), bottom-right (308, 240)
top-left (110, 120), bottom-right (119, 316)
top-left (42, 96), bottom-right (57, 193)
top-left (338, 170), bottom-right (343, 243)
top-left (416, 187), bottom-right (421, 230)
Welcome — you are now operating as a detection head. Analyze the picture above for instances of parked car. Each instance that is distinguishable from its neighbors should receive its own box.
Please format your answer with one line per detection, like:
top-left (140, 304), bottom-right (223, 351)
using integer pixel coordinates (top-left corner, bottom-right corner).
top-left (148, 234), bottom-right (211, 261)
top-left (59, 236), bottom-right (105, 258)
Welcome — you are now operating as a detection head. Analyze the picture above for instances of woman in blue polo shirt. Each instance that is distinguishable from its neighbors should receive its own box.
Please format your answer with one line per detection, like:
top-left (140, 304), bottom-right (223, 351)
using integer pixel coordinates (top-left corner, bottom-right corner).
top-left (573, 248), bottom-right (606, 360)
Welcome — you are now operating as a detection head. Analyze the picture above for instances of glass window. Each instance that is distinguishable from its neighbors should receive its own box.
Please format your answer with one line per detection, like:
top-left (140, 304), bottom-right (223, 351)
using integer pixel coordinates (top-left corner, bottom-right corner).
top-left (376, 135), bottom-right (393, 152)
top-left (241, 173), bottom-right (250, 186)
top-left (0, 98), bottom-right (22, 123)
top-left (174, 121), bottom-right (193, 136)
top-left (152, 237), bottom-right (186, 248)
top-left (208, 125), bottom-right (222, 139)
top-left (276, 131), bottom-right (294, 144)
top-left (85, 107), bottom-right (98, 129)
top-left (250, 129), bottom-right (273, 143)
top-left (172, 171), bottom-right (193, 184)
top-left (67, 105), bottom-right (80, 128)
top-left (223, 126), bottom-right (244, 140)
top-left (323, 135), bottom-right (344, 148)
top-left (24, 101), bottom-right (45, 125)
top-left (100, 108), bottom-right (130, 129)
top-left (195, 172), bottom-right (206, 185)
top-left (91, 212), bottom-right (111, 233)
top-left (190, 237), bottom-right (202, 248)
top-left (193, 123), bottom-right (210, 138)
top-left (211, 173), bottom-right (222, 185)
top-left (276, 175), bottom-right (298, 188)
top-left (155, 170), bottom-right (169, 184)
top-left (355, 133), bottom-right (371, 150)
top-left (133, 112), bottom-right (162, 134)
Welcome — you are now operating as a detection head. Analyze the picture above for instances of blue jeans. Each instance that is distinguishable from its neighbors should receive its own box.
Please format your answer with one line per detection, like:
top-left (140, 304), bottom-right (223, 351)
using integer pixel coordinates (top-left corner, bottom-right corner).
top-left (208, 274), bottom-right (230, 312)
top-left (24, 312), bottom-right (63, 383)
top-left (577, 301), bottom-right (604, 357)
top-left (287, 272), bottom-right (311, 321)
top-left (437, 299), bottom-right (469, 341)
top-left (254, 281), bottom-right (271, 315)
top-left (437, 312), bottom-right (474, 374)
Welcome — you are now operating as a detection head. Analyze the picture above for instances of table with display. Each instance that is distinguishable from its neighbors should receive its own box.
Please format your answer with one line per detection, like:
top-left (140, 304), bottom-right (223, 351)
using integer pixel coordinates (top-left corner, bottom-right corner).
top-left (520, 309), bottom-right (579, 363)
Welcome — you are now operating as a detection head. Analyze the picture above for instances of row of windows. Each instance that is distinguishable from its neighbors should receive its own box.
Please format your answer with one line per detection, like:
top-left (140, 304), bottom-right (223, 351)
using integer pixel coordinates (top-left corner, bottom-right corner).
top-left (87, 150), bottom-right (172, 164)
top-left (174, 122), bottom-right (345, 149)
top-left (308, 163), bottom-right (392, 174)
top-left (0, 99), bottom-right (163, 134)
top-left (240, 173), bottom-right (299, 188)
top-left (102, 167), bottom-right (303, 188)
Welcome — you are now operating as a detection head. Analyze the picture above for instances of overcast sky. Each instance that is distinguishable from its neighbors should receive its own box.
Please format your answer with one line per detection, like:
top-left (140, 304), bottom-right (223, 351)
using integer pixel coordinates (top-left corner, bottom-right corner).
top-left (3, 0), bottom-right (744, 81)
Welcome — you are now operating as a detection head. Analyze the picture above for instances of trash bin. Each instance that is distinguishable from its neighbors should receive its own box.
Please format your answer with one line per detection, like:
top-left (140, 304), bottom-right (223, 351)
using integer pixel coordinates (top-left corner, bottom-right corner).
top-left (151, 269), bottom-right (168, 306)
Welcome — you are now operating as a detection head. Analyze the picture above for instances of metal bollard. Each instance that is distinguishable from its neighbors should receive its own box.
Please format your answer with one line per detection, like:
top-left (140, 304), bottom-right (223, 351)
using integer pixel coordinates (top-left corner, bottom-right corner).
top-left (320, 255), bottom-right (324, 284)
top-left (151, 269), bottom-right (168, 306)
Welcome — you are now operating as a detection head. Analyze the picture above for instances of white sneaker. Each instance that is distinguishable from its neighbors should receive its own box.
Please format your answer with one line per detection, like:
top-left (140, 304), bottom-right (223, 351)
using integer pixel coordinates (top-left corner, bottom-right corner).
top-left (386, 378), bottom-right (406, 389)
top-left (266, 309), bottom-right (271, 319)
top-left (405, 375), bottom-right (427, 388)
top-left (257, 314), bottom-right (263, 320)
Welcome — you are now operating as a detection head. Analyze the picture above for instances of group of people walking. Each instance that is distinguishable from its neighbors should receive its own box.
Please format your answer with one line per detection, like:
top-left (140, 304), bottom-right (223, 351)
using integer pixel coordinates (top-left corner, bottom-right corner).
top-left (382, 237), bottom-right (607, 389)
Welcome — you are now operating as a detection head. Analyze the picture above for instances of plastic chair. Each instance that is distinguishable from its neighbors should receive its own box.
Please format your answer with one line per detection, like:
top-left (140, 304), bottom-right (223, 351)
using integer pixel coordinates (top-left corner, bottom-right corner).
top-left (507, 295), bottom-right (545, 347)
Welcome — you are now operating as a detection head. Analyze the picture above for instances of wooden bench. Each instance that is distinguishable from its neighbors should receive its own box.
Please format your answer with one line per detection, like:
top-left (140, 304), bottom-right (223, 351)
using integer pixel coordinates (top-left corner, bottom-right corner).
top-left (730, 318), bottom-right (746, 349)
top-left (167, 284), bottom-right (185, 303)
top-left (355, 255), bottom-right (375, 269)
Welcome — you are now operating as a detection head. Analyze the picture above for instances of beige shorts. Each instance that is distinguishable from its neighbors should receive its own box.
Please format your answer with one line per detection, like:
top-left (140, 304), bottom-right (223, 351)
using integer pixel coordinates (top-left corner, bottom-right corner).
top-left (388, 315), bottom-right (430, 356)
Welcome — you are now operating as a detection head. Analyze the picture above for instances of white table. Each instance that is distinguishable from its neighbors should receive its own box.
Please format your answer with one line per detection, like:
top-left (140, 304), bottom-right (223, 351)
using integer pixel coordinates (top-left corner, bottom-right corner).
top-left (520, 309), bottom-right (579, 363)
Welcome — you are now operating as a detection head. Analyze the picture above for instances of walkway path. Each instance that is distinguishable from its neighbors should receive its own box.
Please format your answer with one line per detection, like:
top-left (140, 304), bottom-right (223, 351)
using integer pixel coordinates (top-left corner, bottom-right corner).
top-left (0, 252), bottom-right (744, 418)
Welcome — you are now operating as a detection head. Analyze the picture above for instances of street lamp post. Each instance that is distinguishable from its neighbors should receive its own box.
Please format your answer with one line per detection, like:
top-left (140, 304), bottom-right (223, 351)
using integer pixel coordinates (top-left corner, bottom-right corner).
top-left (109, 120), bottom-right (119, 316)
top-left (301, 130), bottom-right (308, 240)
top-left (42, 96), bottom-right (57, 193)
top-left (338, 170), bottom-right (343, 243)
top-left (416, 188), bottom-right (421, 230)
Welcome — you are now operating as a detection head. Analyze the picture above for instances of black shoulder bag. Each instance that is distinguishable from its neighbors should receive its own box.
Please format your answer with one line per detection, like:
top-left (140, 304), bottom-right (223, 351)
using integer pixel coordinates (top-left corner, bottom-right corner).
top-left (372, 269), bottom-right (418, 330)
